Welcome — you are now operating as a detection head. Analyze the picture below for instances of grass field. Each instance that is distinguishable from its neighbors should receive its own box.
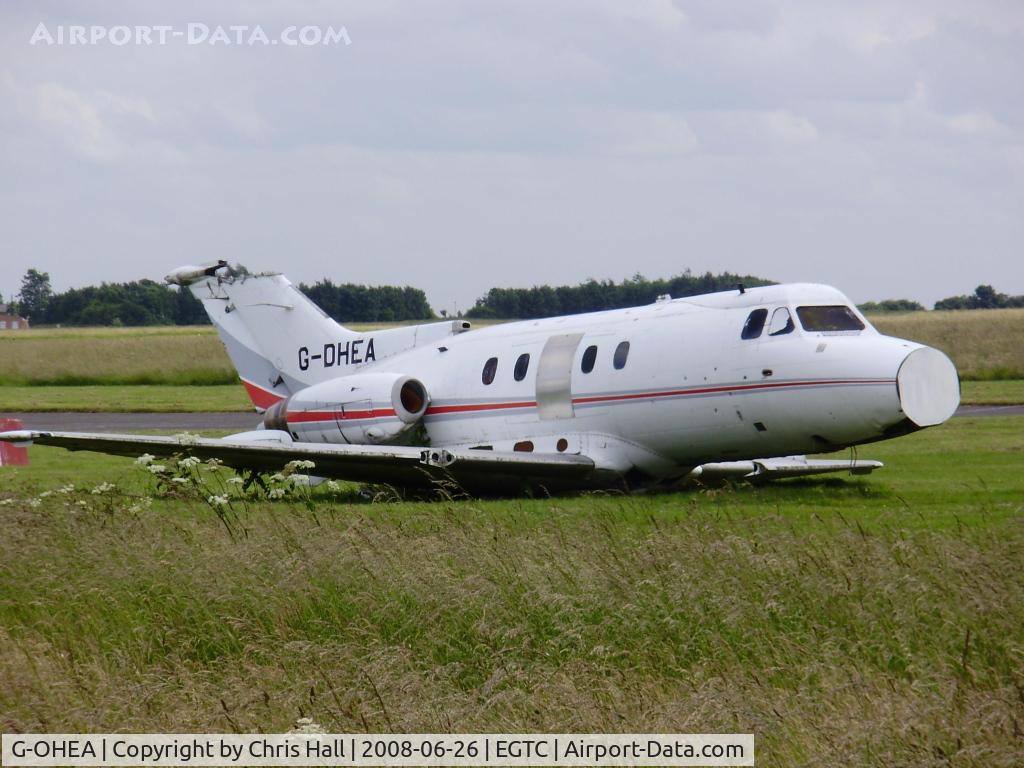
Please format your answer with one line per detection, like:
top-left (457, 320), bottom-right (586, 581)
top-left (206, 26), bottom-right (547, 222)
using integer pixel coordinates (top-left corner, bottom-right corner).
top-left (2, 309), bottom-right (1021, 387)
top-left (869, 308), bottom-right (1024, 379)
top-left (1, 417), bottom-right (1021, 766)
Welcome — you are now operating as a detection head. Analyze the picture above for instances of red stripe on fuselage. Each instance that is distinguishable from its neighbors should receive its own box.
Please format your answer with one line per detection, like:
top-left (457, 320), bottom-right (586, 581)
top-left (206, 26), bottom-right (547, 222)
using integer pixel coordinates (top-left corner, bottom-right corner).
top-left (286, 408), bottom-right (397, 423)
top-left (282, 378), bottom-right (894, 425)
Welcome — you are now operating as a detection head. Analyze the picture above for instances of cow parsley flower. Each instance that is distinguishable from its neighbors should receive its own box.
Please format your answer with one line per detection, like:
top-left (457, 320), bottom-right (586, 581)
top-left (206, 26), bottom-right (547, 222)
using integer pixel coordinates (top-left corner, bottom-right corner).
top-left (170, 477), bottom-right (189, 485)
top-left (267, 488), bottom-right (286, 499)
top-left (178, 456), bottom-right (201, 469)
top-left (207, 494), bottom-right (229, 507)
top-left (134, 453), bottom-right (155, 466)
top-left (227, 476), bottom-right (245, 485)
top-left (91, 482), bottom-right (116, 495)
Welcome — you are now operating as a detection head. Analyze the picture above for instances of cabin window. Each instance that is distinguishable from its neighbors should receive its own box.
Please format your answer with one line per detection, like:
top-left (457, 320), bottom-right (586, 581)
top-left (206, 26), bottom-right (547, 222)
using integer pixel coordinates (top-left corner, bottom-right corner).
top-left (514, 353), bottom-right (530, 381)
top-left (613, 341), bottom-right (630, 369)
top-left (741, 308), bottom-right (768, 340)
top-left (482, 357), bottom-right (498, 385)
top-left (767, 307), bottom-right (795, 336)
top-left (581, 345), bottom-right (597, 373)
top-left (797, 305), bottom-right (865, 332)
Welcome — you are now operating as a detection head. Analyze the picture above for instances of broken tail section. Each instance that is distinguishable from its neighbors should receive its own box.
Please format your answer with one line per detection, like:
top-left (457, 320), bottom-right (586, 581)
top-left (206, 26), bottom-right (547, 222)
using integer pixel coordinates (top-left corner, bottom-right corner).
top-left (167, 262), bottom-right (471, 411)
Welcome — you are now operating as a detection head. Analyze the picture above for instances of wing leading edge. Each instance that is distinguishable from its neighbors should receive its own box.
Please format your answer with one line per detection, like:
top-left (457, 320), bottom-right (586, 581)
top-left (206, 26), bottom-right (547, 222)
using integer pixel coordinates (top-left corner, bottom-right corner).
top-left (0, 431), bottom-right (882, 494)
top-left (0, 430), bottom-right (596, 494)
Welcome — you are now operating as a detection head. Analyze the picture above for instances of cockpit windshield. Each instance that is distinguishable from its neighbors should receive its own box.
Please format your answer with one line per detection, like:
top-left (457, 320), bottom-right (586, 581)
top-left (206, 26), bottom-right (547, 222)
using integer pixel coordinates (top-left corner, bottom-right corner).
top-left (797, 305), bottom-right (865, 332)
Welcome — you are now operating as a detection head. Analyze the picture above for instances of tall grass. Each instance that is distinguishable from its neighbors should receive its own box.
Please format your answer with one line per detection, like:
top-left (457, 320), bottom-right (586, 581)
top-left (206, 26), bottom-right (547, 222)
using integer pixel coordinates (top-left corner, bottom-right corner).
top-left (0, 328), bottom-right (236, 386)
top-left (1, 415), bottom-right (1022, 766)
top-left (870, 308), bottom-right (1024, 379)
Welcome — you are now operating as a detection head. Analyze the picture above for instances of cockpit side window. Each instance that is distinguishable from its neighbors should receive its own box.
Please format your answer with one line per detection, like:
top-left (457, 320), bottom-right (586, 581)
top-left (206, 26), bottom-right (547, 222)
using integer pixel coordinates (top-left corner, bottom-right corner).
top-left (741, 308), bottom-right (768, 340)
top-left (767, 307), bottom-right (795, 336)
top-left (797, 305), bottom-right (865, 332)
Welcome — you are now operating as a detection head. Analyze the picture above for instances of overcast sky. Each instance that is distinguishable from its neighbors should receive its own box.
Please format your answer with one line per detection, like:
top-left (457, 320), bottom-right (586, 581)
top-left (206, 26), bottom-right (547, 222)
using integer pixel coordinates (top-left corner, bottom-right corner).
top-left (1, 0), bottom-right (1021, 313)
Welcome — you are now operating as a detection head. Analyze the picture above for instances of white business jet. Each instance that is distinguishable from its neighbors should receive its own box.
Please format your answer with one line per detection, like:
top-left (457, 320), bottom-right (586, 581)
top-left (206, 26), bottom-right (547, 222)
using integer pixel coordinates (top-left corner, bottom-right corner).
top-left (0, 262), bottom-right (960, 495)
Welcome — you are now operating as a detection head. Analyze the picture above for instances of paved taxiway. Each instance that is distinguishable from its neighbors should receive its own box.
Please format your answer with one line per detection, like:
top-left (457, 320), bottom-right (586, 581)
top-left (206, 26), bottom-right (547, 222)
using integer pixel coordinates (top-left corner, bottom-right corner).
top-left (2, 405), bottom-right (1021, 433)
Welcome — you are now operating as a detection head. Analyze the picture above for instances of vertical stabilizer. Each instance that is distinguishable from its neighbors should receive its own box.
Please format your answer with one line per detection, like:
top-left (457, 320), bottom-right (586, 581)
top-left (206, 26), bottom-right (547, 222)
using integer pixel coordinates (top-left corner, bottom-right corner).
top-left (172, 267), bottom-right (361, 409)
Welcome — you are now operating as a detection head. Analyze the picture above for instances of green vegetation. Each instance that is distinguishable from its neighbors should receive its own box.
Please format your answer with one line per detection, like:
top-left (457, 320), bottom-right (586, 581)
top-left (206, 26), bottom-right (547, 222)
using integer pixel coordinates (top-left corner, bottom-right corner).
top-left (0, 385), bottom-right (254, 412)
top-left (870, 308), bottom-right (1024, 380)
top-left (2, 306), bottom-right (1021, 396)
top-left (961, 380), bottom-right (1024, 405)
top-left (465, 271), bottom-right (773, 318)
top-left (0, 326), bottom-right (235, 386)
top-left (933, 284), bottom-right (1024, 311)
top-left (298, 279), bottom-right (434, 322)
top-left (856, 298), bottom-right (925, 313)
top-left (0, 417), bottom-right (1021, 766)
top-left (7, 267), bottom-right (435, 327)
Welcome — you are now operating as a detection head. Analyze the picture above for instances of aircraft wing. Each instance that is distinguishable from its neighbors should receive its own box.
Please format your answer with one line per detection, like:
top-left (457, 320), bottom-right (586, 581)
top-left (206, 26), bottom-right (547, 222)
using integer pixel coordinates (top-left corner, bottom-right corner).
top-left (690, 455), bottom-right (883, 482)
top-left (0, 430), bottom-right (595, 493)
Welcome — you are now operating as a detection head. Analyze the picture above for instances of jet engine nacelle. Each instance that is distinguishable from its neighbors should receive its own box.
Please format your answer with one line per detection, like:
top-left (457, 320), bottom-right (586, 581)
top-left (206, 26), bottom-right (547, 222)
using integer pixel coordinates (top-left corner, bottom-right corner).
top-left (264, 372), bottom-right (429, 445)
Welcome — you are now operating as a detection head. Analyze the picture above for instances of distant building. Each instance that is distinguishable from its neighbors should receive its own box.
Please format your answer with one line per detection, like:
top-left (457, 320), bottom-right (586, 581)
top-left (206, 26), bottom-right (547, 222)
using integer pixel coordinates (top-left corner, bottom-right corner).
top-left (0, 304), bottom-right (29, 330)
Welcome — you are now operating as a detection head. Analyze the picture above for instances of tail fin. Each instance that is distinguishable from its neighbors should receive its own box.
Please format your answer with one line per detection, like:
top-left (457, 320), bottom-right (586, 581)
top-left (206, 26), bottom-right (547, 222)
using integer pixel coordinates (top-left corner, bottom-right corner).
top-left (168, 263), bottom-right (470, 411)
top-left (170, 264), bottom-right (361, 409)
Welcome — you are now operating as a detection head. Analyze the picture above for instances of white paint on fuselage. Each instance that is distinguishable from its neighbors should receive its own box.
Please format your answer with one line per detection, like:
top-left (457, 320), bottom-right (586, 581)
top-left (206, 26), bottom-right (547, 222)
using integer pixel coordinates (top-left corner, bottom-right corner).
top-left (287, 283), bottom-right (927, 481)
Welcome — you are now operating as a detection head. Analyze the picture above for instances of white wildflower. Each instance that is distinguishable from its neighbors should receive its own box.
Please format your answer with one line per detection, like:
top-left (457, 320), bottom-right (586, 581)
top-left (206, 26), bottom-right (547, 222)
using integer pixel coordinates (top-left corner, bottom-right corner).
top-left (178, 456), bottom-right (201, 469)
top-left (205, 458), bottom-right (224, 471)
top-left (147, 464), bottom-right (167, 474)
top-left (226, 477), bottom-right (245, 486)
top-left (0, 498), bottom-right (15, 507)
top-left (170, 477), bottom-right (189, 485)
top-left (290, 474), bottom-right (310, 485)
top-left (267, 488), bottom-right (286, 499)
top-left (38, 490), bottom-right (53, 499)
top-left (57, 483), bottom-right (75, 494)
top-left (175, 432), bottom-right (200, 445)
top-left (325, 480), bottom-right (341, 492)
top-left (207, 494), bottom-right (229, 508)
top-left (91, 482), bottom-right (116, 495)
top-left (289, 717), bottom-right (326, 734)
top-left (269, 473), bottom-right (287, 483)
top-left (134, 453), bottom-right (155, 466)
top-left (27, 498), bottom-right (41, 508)
top-left (286, 459), bottom-right (316, 471)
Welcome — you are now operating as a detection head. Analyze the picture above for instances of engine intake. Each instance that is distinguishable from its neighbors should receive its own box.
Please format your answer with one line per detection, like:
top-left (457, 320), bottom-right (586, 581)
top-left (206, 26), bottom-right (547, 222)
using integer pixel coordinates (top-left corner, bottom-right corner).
top-left (264, 373), bottom-right (430, 445)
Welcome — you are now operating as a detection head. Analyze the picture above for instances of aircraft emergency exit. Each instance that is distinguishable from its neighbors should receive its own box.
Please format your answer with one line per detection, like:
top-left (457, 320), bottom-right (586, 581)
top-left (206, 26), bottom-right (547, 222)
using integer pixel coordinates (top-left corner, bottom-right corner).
top-left (0, 262), bottom-right (961, 494)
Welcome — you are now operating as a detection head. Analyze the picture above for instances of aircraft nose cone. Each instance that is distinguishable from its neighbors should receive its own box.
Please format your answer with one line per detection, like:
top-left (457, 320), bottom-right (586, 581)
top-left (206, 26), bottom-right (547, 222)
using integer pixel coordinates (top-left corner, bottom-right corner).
top-left (897, 347), bottom-right (960, 427)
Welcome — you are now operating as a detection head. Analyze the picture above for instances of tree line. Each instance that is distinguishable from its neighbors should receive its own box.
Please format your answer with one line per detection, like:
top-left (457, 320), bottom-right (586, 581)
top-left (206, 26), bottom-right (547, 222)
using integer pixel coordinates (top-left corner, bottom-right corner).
top-left (464, 271), bottom-right (774, 319)
top-left (6, 267), bottom-right (1024, 326)
top-left (6, 269), bottom-right (435, 327)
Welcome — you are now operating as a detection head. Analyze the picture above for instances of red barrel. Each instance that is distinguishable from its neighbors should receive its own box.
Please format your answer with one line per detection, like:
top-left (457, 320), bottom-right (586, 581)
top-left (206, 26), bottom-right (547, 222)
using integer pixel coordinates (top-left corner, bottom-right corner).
top-left (0, 418), bottom-right (28, 465)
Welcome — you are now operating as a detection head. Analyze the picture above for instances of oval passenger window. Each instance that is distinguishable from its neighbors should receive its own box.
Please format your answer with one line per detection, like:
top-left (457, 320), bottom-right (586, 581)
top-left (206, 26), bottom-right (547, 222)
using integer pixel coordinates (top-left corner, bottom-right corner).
top-left (482, 357), bottom-right (498, 385)
top-left (514, 353), bottom-right (530, 381)
top-left (581, 345), bottom-right (597, 374)
top-left (613, 341), bottom-right (630, 370)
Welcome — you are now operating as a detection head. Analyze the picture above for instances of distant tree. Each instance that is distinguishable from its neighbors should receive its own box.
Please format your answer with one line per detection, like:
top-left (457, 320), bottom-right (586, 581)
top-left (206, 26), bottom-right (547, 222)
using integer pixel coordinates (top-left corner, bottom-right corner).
top-left (858, 299), bottom-right (925, 313)
top-left (16, 268), bottom-right (53, 321)
top-left (934, 284), bottom-right (1021, 311)
top-left (297, 279), bottom-right (434, 323)
top-left (465, 271), bottom-right (774, 319)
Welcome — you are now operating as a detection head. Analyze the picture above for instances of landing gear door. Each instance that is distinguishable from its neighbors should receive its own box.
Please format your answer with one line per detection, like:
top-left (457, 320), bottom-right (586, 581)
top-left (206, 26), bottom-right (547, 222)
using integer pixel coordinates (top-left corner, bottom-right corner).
top-left (536, 333), bottom-right (584, 420)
